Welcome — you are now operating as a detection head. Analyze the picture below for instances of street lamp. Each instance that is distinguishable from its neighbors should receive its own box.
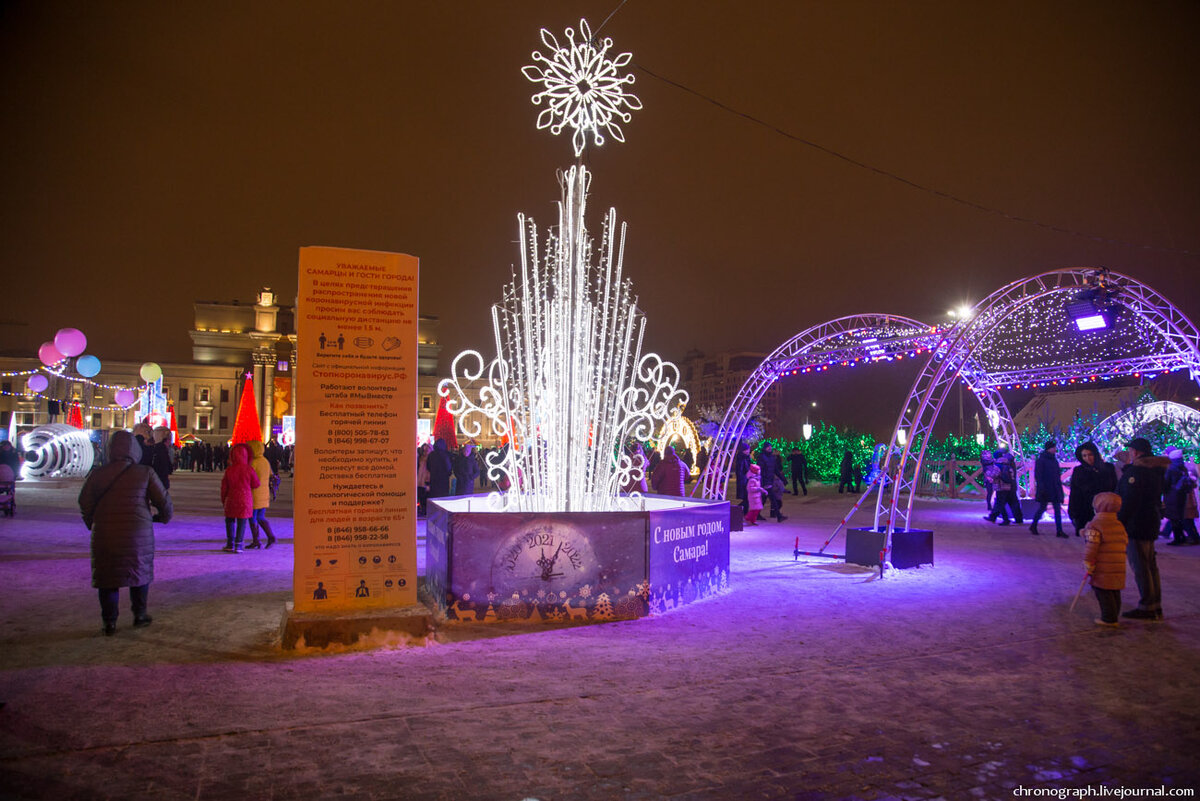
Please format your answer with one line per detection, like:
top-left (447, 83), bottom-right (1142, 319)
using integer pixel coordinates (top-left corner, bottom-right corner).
top-left (802, 423), bottom-right (812, 440)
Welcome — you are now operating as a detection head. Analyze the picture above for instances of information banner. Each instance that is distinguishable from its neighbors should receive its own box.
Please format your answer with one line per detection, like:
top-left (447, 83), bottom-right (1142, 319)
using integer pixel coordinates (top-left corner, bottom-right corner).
top-left (294, 246), bottom-right (418, 611)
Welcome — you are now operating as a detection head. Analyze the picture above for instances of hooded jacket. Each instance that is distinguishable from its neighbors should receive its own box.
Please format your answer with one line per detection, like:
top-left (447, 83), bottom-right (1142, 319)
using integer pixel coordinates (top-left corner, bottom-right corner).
top-left (1082, 492), bottom-right (1127, 590)
top-left (1033, 447), bottom-right (1064, 503)
top-left (651, 447), bottom-right (687, 497)
top-left (1068, 441), bottom-right (1118, 525)
top-left (1117, 453), bottom-right (1170, 540)
top-left (248, 440), bottom-right (272, 510)
top-left (746, 465), bottom-right (764, 512)
top-left (79, 430), bottom-right (172, 589)
top-left (221, 443), bottom-right (260, 518)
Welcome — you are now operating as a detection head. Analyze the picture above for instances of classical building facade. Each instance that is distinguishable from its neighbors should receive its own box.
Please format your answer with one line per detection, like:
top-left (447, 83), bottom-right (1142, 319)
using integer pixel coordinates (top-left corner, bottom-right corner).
top-left (1, 288), bottom-right (443, 445)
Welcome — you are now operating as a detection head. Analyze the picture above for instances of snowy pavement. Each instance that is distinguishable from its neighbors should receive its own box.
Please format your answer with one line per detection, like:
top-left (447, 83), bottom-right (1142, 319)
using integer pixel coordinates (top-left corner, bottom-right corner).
top-left (1, 472), bottom-right (1199, 800)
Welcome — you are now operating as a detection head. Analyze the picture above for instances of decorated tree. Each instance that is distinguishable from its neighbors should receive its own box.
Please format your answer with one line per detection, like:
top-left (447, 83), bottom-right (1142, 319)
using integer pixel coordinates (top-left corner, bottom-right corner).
top-left (431, 394), bottom-right (458, 450)
top-left (231, 374), bottom-right (263, 445)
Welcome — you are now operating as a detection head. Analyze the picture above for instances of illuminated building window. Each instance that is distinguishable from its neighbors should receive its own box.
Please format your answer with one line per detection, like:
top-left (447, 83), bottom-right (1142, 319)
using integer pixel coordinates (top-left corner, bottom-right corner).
top-left (179, 414), bottom-right (188, 429)
top-left (219, 416), bottom-right (228, 430)
top-left (422, 395), bottom-right (432, 411)
top-left (91, 413), bottom-right (102, 428)
top-left (179, 387), bottom-right (189, 402)
top-left (197, 414), bottom-right (210, 430)
top-left (220, 389), bottom-right (229, 403)
top-left (198, 388), bottom-right (211, 404)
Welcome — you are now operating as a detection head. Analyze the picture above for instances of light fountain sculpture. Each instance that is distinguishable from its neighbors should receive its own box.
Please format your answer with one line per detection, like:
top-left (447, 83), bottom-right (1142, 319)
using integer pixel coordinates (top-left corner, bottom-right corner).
top-left (426, 19), bottom-right (730, 624)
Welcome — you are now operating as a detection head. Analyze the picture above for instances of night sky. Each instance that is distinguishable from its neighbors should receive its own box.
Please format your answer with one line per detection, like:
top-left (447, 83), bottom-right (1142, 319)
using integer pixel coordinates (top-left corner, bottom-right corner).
top-left (2, 1), bottom-right (1198, 434)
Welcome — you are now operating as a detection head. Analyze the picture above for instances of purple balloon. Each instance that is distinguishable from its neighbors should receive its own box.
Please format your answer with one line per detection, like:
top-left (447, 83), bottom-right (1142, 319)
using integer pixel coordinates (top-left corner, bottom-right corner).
top-left (38, 341), bottom-right (64, 367)
top-left (115, 388), bottom-right (136, 407)
top-left (27, 374), bottom-right (49, 393)
top-left (54, 328), bottom-right (87, 358)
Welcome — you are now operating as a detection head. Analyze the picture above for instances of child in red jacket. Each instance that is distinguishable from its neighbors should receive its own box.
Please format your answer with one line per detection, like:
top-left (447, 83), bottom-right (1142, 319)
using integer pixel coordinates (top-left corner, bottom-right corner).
top-left (220, 443), bottom-right (260, 552)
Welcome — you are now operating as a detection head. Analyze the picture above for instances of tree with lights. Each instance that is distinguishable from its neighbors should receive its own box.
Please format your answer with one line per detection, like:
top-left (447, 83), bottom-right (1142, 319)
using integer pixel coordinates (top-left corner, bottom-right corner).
top-left (431, 395), bottom-right (458, 450)
top-left (231, 375), bottom-right (263, 445)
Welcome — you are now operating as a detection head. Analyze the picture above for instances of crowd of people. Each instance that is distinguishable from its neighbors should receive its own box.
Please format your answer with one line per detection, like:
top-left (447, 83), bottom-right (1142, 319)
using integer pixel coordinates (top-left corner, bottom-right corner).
top-left (61, 419), bottom-right (1198, 635)
top-left (981, 436), bottom-right (1196, 627)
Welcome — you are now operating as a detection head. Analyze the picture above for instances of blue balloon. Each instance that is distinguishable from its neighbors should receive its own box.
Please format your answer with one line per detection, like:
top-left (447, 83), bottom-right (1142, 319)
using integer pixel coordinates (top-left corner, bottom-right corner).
top-left (76, 354), bottom-right (102, 378)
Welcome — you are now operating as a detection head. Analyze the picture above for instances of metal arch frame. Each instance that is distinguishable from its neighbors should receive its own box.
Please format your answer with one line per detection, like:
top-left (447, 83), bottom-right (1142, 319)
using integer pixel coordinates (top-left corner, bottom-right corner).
top-left (873, 268), bottom-right (1200, 536)
top-left (1090, 400), bottom-right (1200, 448)
top-left (694, 313), bottom-right (938, 500)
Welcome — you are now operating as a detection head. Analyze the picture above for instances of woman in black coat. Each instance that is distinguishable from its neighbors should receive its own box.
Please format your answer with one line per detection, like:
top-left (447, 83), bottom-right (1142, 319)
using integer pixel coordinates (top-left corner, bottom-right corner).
top-left (426, 438), bottom-right (454, 498)
top-left (1030, 440), bottom-right (1066, 536)
top-left (1067, 441), bottom-right (1117, 534)
top-left (78, 430), bottom-right (172, 635)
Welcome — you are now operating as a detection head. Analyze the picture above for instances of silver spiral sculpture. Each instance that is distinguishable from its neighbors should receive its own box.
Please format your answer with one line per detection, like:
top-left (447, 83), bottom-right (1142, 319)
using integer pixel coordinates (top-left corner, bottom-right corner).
top-left (21, 424), bottom-right (95, 478)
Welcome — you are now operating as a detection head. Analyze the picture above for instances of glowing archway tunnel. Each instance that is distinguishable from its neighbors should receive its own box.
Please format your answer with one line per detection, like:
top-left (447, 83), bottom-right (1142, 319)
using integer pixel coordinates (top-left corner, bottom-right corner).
top-left (695, 269), bottom-right (1200, 552)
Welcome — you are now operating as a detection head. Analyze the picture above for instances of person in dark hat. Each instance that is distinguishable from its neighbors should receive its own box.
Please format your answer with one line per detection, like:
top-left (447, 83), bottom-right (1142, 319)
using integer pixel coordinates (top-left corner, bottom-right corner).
top-left (1117, 436), bottom-right (1170, 620)
top-left (1030, 440), bottom-right (1066, 537)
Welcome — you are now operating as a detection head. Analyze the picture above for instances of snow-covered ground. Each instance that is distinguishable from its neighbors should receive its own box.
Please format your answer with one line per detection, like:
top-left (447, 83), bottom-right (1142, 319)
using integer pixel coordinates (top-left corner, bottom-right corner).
top-left (2, 472), bottom-right (1198, 800)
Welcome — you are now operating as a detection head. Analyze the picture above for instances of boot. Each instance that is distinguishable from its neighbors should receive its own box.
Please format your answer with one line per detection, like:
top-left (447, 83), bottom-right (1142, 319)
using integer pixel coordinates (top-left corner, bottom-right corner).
top-left (1056, 530), bottom-right (1068, 538)
top-left (1029, 523), bottom-right (1040, 535)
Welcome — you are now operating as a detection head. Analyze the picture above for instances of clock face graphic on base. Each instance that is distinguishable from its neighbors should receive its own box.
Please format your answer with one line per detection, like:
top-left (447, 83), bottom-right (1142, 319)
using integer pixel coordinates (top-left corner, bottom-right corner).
top-left (490, 521), bottom-right (599, 596)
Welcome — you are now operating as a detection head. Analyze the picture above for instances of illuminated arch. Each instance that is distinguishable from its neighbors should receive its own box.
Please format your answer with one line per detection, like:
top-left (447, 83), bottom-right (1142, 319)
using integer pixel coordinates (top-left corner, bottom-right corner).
top-left (694, 314), bottom-right (942, 499)
top-left (873, 269), bottom-right (1200, 537)
top-left (1090, 400), bottom-right (1200, 450)
top-left (655, 412), bottom-right (706, 476)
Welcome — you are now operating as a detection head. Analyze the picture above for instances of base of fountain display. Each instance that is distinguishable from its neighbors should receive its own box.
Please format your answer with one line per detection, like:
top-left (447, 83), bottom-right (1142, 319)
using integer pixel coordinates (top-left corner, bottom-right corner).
top-left (424, 494), bottom-right (731, 623)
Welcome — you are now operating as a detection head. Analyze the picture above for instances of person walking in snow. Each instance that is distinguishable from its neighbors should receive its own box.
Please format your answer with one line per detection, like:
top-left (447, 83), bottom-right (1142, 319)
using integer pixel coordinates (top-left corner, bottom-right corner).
top-left (245, 441), bottom-right (277, 549)
top-left (1030, 440), bottom-right (1066, 537)
top-left (78, 430), bottom-right (172, 635)
top-left (220, 443), bottom-right (259, 553)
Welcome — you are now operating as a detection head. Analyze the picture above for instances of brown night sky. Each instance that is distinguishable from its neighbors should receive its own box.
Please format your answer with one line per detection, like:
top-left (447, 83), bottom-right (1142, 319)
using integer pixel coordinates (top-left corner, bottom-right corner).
top-left (2, 1), bottom-right (1197, 433)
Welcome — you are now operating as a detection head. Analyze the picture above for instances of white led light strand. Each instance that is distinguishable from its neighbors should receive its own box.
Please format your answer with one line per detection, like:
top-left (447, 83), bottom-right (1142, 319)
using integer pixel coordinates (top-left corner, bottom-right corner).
top-left (522, 18), bottom-right (642, 157)
top-left (439, 165), bottom-right (687, 512)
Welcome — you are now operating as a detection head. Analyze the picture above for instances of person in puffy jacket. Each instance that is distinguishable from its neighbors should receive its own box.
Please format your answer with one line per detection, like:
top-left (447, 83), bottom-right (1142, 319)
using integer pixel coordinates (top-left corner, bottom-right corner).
top-left (453, 442), bottom-right (480, 495)
top-left (1081, 492), bottom-right (1127, 627)
top-left (745, 464), bottom-right (764, 525)
top-left (651, 445), bottom-right (687, 496)
top-left (245, 441), bottom-right (277, 549)
top-left (220, 443), bottom-right (259, 552)
top-left (1118, 437), bottom-right (1169, 621)
top-left (78, 430), bottom-right (172, 635)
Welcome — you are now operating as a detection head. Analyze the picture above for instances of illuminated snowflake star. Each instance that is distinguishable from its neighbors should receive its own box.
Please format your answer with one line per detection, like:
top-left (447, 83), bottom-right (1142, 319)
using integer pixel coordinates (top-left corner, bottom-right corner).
top-left (522, 18), bottom-right (642, 157)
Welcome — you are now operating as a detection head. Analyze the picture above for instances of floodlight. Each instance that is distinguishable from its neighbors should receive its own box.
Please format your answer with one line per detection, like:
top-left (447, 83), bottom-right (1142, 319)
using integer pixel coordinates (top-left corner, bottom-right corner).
top-left (1066, 277), bottom-right (1120, 331)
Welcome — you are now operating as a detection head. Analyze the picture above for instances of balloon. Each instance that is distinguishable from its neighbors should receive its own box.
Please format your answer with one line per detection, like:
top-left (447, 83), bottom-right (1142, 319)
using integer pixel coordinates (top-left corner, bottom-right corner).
top-left (54, 328), bottom-right (87, 358)
top-left (139, 362), bottom-right (162, 383)
top-left (27, 374), bottom-right (49, 393)
top-left (38, 341), bottom-right (65, 366)
top-left (76, 354), bottom-right (102, 377)
top-left (115, 388), bottom-right (136, 406)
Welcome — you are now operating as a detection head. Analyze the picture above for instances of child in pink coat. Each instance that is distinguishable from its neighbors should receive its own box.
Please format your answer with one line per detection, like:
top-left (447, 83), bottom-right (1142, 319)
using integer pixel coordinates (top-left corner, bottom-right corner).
top-left (745, 464), bottom-right (764, 525)
top-left (220, 443), bottom-right (260, 552)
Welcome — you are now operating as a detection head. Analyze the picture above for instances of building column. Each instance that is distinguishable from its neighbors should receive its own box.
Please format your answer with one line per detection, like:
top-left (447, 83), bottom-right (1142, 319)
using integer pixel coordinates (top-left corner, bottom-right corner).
top-left (262, 360), bottom-right (275, 441)
top-left (252, 360), bottom-right (265, 437)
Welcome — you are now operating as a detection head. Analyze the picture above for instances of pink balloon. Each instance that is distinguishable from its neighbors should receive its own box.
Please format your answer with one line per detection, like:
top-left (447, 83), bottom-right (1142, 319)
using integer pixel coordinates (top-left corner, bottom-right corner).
top-left (115, 388), bottom-right (136, 407)
top-left (38, 341), bottom-right (65, 366)
top-left (27, 374), bottom-right (49, 393)
top-left (54, 328), bottom-right (87, 357)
